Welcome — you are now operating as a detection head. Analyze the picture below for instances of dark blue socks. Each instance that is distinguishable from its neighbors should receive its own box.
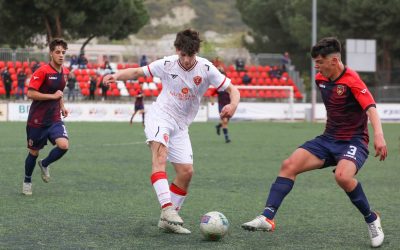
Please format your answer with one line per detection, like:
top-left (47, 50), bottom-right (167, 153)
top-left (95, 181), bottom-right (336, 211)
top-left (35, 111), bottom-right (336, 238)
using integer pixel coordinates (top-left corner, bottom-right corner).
top-left (263, 176), bottom-right (294, 220)
top-left (24, 153), bottom-right (38, 183)
top-left (346, 182), bottom-right (377, 223)
top-left (223, 128), bottom-right (229, 141)
top-left (41, 147), bottom-right (68, 168)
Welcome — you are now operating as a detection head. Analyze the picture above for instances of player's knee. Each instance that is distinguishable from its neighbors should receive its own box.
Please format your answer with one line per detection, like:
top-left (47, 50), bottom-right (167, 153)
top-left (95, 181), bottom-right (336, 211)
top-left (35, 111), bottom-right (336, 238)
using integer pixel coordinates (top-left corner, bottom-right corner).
top-left (280, 158), bottom-right (296, 176)
top-left (334, 171), bottom-right (351, 187)
top-left (155, 155), bottom-right (167, 168)
top-left (58, 142), bottom-right (69, 151)
top-left (29, 149), bottom-right (39, 156)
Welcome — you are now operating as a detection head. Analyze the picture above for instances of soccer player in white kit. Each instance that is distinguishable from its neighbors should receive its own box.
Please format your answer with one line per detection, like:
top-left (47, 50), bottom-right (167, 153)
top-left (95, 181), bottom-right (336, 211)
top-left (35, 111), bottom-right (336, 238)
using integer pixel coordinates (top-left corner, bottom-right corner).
top-left (103, 29), bottom-right (240, 234)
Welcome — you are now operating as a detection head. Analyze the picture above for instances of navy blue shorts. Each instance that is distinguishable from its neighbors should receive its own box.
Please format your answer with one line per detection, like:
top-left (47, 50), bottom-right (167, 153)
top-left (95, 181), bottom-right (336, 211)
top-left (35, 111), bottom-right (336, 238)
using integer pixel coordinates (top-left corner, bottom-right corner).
top-left (135, 104), bottom-right (144, 111)
top-left (300, 135), bottom-right (369, 170)
top-left (26, 121), bottom-right (69, 150)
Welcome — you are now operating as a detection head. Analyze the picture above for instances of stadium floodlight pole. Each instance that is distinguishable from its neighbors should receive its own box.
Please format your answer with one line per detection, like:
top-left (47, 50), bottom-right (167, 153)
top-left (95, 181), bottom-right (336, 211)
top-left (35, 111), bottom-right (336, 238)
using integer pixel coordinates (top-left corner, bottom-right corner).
top-left (311, 0), bottom-right (317, 122)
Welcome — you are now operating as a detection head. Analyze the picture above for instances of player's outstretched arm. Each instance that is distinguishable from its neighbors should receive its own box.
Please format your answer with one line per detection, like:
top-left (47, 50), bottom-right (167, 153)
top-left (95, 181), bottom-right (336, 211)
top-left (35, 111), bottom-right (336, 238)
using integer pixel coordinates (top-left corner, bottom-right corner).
top-left (103, 68), bottom-right (145, 85)
top-left (366, 106), bottom-right (387, 161)
top-left (220, 84), bottom-right (240, 118)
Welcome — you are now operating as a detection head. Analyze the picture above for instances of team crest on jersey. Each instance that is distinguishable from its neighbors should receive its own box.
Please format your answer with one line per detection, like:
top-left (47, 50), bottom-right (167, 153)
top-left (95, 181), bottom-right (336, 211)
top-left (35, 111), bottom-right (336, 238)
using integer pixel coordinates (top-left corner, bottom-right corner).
top-left (336, 85), bottom-right (345, 96)
top-left (193, 76), bottom-right (202, 85)
top-left (181, 87), bottom-right (189, 94)
top-left (163, 133), bottom-right (169, 143)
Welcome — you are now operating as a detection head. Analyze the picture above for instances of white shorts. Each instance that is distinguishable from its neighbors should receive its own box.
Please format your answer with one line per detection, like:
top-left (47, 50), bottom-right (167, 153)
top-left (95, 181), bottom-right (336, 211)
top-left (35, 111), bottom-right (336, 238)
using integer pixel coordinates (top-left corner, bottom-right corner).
top-left (144, 108), bottom-right (193, 164)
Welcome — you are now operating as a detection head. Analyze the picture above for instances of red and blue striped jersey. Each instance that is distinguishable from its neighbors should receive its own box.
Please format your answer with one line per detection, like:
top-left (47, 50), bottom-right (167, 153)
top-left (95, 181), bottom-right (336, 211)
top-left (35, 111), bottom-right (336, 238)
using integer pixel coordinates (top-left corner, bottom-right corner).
top-left (27, 64), bottom-right (69, 127)
top-left (315, 67), bottom-right (375, 143)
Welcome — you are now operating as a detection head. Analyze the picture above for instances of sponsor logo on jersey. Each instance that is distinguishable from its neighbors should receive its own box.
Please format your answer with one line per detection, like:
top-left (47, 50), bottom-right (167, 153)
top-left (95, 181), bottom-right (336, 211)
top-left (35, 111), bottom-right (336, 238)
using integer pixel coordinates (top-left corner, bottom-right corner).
top-left (361, 88), bottom-right (367, 94)
top-left (319, 84), bottom-right (326, 88)
top-left (193, 76), bottom-right (202, 85)
top-left (171, 74), bottom-right (178, 79)
top-left (28, 139), bottom-right (34, 147)
top-left (33, 76), bottom-right (39, 80)
top-left (64, 74), bottom-right (68, 83)
top-left (181, 87), bottom-right (189, 94)
top-left (337, 85), bottom-right (345, 96)
top-left (49, 76), bottom-right (58, 80)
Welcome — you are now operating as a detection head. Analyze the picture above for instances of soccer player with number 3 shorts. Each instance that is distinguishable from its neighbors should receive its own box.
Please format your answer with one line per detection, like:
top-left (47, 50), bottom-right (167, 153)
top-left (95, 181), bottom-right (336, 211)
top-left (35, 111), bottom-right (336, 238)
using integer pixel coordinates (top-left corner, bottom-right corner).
top-left (22, 38), bottom-right (70, 196)
top-left (103, 29), bottom-right (240, 234)
top-left (242, 37), bottom-right (387, 248)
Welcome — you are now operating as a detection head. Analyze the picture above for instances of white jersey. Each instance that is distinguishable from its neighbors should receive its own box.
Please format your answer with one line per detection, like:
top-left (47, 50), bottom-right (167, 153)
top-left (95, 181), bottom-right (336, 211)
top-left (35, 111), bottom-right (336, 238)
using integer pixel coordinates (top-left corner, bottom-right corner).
top-left (142, 55), bottom-right (230, 128)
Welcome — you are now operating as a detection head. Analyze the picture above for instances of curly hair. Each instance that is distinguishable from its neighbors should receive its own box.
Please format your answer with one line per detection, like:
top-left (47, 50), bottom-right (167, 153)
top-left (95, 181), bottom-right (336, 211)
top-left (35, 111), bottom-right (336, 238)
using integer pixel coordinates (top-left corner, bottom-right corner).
top-left (174, 29), bottom-right (202, 56)
top-left (49, 38), bottom-right (68, 52)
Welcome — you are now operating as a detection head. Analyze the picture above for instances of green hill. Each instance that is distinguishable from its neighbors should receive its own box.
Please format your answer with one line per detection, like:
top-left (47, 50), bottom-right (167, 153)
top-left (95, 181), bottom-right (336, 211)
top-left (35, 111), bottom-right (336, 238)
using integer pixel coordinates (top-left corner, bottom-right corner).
top-left (137, 0), bottom-right (248, 39)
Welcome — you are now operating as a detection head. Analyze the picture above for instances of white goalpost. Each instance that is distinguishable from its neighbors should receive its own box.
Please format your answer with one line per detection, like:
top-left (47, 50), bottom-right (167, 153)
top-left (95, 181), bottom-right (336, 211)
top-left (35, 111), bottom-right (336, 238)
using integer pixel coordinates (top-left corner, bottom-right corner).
top-left (236, 85), bottom-right (295, 120)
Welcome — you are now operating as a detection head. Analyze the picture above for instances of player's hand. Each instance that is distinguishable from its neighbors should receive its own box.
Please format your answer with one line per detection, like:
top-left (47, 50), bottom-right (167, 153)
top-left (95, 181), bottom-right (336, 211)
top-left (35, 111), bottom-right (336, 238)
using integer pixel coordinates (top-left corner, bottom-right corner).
top-left (374, 133), bottom-right (387, 161)
top-left (53, 90), bottom-right (63, 99)
top-left (102, 74), bottom-right (115, 87)
top-left (61, 107), bottom-right (69, 118)
top-left (220, 103), bottom-right (237, 119)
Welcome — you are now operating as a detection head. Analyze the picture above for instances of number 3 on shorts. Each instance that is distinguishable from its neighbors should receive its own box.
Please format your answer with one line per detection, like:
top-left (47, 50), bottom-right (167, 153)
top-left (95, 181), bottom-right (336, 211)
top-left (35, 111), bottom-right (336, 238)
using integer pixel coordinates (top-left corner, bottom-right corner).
top-left (346, 145), bottom-right (357, 156)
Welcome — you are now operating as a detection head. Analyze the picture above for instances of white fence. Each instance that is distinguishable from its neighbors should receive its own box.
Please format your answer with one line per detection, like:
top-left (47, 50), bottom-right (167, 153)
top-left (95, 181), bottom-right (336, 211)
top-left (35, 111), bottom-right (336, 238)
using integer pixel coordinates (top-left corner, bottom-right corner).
top-left (2, 102), bottom-right (400, 122)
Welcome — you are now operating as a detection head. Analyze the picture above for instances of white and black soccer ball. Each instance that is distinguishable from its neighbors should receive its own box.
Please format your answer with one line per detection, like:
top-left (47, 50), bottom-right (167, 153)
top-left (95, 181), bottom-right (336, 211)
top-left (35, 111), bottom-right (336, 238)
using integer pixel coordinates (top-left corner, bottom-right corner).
top-left (199, 211), bottom-right (229, 241)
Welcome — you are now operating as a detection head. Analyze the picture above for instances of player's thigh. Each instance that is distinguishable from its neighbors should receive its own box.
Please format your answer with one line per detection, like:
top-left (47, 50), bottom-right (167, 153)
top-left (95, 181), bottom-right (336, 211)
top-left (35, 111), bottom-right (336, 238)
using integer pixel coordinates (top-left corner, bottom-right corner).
top-left (144, 111), bottom-right (174, 146)
top-left (168, 129), bottom-right (193, 164)
top-left (26, 125), bottom-right (48, 151)
top-left (48, 122), bottom-right (69, 149)
top-left (281, 148), bottom-right (325, 175)
top-left (335, 141), bottom-right (369, 170)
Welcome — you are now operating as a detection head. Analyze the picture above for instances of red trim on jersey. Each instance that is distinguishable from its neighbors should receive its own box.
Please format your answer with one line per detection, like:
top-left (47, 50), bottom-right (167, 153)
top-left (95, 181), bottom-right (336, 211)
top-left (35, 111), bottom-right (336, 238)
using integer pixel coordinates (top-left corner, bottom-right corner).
top-left (178, 59), bottom-right (197, 71)
top-left (216, 76), bottom-right (227, 90)
top-left (150, 171), bottom-right (167, 184)
top-left (170, 183), bottom-right (187, 196)
top-left (147, 65), bottom-right (153, 77)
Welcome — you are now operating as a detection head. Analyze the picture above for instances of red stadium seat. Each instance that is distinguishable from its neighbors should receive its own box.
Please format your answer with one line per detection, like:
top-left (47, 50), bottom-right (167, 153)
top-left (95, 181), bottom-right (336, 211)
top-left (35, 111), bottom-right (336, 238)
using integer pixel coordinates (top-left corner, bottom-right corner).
top-left (133, 82), bottom-right (141, 90)
top-left (151, 89), bottom-right (159, 97)
top-left (145, 76), bottom-right (153, 83)
top-left (112, 88), bottom-right (120, 97)
top-left (81, 88), bottom-right (89, 96)
top-left (117, 63), bottom-right (125, 70)
top-left (129, 89), bottom-right (137, 97)
top-left (143, 89), bottom-right (152, 97)
top-left (7, 61), bottom-right (14, 68)
top-left (295, 91), bottom-right (303, 99)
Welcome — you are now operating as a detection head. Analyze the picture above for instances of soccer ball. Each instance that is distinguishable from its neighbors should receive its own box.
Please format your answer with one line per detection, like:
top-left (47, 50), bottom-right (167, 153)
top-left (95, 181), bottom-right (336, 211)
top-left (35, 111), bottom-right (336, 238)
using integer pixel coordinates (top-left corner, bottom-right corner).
top-left (199, 211), bottom-right (229, 241)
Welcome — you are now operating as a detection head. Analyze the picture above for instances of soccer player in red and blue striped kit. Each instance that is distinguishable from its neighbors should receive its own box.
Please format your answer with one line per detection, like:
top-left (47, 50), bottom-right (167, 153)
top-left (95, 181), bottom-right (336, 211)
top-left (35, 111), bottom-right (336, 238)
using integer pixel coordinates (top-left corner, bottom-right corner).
top-left (242, 37), bottom-right (387, 248)
top-left (22, 38), bottom-right (70, 195)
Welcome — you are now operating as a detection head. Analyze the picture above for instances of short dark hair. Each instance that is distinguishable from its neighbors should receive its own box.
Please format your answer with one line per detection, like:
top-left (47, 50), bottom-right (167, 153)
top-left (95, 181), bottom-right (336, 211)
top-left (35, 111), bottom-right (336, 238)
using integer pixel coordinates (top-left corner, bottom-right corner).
top-left (49, 38), bottom-right (68, 52)
top-left (311, 37), bottom-right (341, 58)
top-left (174, 29), bottom-right (201, 56)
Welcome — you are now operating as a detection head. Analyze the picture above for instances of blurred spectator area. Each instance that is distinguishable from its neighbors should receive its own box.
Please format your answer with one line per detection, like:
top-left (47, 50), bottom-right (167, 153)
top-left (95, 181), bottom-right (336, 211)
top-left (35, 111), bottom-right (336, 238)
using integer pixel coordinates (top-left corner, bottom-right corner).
top-left (0, 60), bottom-right (303, 101)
